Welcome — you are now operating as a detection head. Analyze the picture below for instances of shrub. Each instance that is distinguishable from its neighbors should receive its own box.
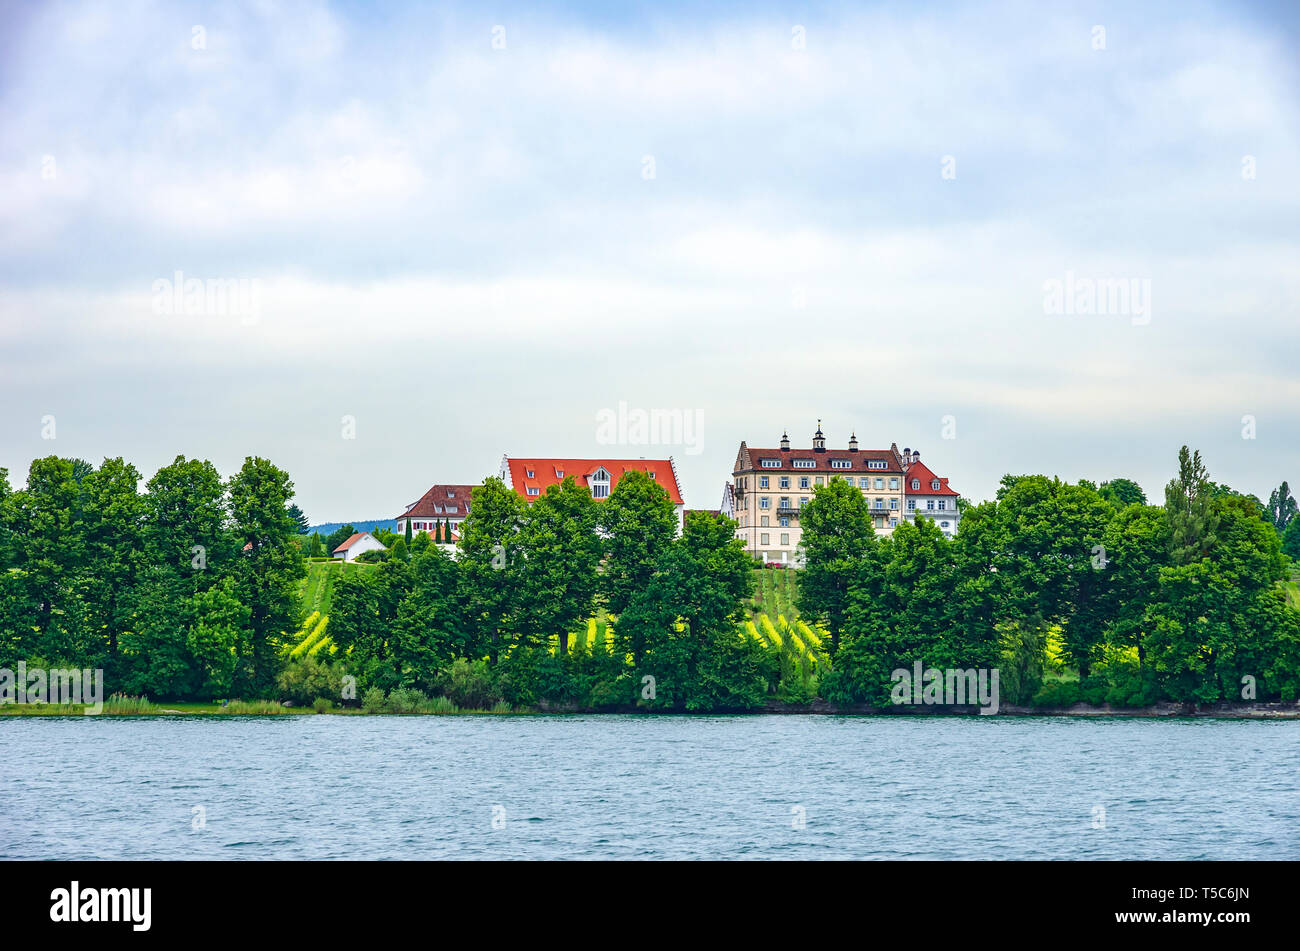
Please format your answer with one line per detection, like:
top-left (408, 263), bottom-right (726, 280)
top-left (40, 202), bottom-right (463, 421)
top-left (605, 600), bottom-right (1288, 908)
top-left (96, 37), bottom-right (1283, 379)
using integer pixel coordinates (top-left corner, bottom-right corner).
top-left (435, 658), bottom-right (501, 709)
top-left (276, 656), bottom-right (343, 706)
top-left (362, 686), bottom-right (387, 713)
top-left (386, 687), bottom-right (428, 713)
top-left (312, 697), bottom-right (335, 713)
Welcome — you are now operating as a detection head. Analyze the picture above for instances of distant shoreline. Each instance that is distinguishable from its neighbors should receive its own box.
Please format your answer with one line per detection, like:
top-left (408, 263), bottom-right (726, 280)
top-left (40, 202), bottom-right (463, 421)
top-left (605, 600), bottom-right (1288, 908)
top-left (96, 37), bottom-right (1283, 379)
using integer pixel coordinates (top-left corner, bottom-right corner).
top-left (4, 701), bottom-right (1299, 719)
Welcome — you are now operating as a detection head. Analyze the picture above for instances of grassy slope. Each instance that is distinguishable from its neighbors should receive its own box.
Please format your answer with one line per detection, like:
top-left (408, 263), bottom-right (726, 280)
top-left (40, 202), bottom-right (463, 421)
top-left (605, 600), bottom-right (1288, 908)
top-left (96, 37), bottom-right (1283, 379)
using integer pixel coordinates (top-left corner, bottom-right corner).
top-left (299, 559), bottom-right (378, 616)
top-left (748, 566), bottom-right (800, 621)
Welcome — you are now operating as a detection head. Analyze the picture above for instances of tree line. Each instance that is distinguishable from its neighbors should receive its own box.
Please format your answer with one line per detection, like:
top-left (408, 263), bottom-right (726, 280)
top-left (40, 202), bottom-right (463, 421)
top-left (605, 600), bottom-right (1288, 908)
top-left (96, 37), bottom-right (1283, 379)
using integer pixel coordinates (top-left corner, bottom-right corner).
top-left (2, 446), bottom-right (1296, 711)
top-left (800, 447), bottom-right (1300, 707)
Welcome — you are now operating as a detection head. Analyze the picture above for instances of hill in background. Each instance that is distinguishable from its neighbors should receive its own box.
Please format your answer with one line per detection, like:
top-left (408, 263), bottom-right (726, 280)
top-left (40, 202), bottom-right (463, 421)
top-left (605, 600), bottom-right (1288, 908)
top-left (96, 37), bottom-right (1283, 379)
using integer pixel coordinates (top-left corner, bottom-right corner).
top-left (306, 519), bottom-right (398, 537)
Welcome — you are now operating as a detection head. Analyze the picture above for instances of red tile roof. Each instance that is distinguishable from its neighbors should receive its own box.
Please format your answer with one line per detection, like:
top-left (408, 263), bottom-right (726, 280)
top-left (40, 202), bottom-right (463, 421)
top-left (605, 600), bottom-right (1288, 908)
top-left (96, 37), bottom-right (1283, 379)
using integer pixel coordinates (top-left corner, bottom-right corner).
top-left (502, 457), bottom-right (684, 505)
top-left (733, 440), bottom-right (903, 474)
top-left (395, 483), bottom-right (479, 521)
top-left (904, 460), bottom-right (959, 496)
top-left (332, 532), bottom-right (370, 553)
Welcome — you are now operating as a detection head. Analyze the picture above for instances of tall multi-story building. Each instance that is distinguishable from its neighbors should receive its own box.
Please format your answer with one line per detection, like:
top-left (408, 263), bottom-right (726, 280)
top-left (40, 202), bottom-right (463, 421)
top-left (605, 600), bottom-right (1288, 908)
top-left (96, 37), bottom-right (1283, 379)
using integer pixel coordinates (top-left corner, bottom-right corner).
top-left (731, 424), bottom-right (907, 563)
top-left (730, 424), bottom-right (961, 562)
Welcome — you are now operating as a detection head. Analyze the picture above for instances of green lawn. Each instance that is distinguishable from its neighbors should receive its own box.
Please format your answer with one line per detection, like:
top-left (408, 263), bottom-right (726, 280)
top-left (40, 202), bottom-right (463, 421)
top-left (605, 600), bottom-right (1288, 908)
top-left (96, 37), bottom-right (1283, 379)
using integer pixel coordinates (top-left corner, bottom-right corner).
top-left (298, 558), bottom-right (377, 615)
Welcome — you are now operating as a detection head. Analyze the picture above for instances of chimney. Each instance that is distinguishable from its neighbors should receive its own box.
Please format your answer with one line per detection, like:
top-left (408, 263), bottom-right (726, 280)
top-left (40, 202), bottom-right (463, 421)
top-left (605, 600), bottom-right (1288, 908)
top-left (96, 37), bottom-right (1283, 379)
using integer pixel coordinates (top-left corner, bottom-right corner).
top-left (848, 432), bottom-right (859, 452)
top-left (780, 430), bottom-right (790, 451)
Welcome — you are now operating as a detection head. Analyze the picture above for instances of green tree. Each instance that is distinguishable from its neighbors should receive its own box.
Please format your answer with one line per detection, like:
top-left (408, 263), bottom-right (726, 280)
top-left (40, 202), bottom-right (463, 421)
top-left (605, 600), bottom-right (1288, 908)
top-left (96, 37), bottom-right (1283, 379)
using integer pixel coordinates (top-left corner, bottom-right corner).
top-left (598, 469), bottom-right (678, 616)
top-left (81, 457), bottom-right (145, 663)
top-left (795, 477), bottom-right (876, 654)
top-left (1267, 481), bottom-right (1297, 533)
top-left (1282, 519), bottom-right (1300, 562)
top-left (309, 533), bottom-right (325, 558)
top-left (515, 478), bottom-right (602, 653)
top-left (1099, 478), bottom-right (1147, 507)
top-left (227, 457), bottom-right (305, 694)
top-left (1165, 447), bottom-right (1219, 565)
top-left (457, 478), bottom-right (527, 661)
top-left (287, 503), bottom-right (310, 534)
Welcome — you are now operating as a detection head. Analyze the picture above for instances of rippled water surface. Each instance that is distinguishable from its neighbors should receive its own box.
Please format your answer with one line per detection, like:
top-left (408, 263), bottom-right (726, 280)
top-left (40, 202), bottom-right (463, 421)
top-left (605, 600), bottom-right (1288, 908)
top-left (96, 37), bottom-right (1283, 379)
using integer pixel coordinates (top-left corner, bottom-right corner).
top-left (2, 715), bottom-right (1296, 859)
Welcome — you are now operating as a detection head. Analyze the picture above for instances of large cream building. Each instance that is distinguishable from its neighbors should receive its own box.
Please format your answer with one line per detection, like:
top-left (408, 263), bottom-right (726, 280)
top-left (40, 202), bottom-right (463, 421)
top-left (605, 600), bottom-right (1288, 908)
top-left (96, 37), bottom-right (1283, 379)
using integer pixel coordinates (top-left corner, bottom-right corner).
top-left (731, 423), bottom-right (960, 563)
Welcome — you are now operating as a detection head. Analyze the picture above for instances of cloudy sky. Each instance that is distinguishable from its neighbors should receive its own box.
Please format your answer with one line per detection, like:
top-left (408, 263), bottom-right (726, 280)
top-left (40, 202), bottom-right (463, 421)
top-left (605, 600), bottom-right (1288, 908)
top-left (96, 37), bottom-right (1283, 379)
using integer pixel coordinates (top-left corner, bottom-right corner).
top-left (1, 0), bottom-right (1297, 522)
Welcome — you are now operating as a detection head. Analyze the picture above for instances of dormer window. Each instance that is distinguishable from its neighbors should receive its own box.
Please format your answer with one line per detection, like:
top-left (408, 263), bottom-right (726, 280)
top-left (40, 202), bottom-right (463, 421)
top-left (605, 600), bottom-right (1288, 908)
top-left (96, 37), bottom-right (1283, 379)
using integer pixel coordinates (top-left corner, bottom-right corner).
top-left (911, 479), bottom-right (921, 490)
top-left (526, 469), bottom-right (535, 478)
top-left (792, 459), bottom-right (815, 469)
top-left (555, 467), bottom-right (564, 478)
top-left (527, 487), bottom-right (540, 496)
top-left (590, 467), bottom-right (611, 499)
top-left (648, 471), bottom-right (656, 479)
top-left (830, 459), bottom-right (851, 469)
top-left (761, 459), bottom-right (782, 468)
top-left (931, 480), bottom-right (940, 490)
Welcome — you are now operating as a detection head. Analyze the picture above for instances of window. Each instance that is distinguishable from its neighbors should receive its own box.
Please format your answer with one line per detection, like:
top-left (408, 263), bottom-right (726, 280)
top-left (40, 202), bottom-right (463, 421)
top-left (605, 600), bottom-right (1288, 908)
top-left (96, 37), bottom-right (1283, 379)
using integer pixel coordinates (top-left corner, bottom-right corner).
top-left (874, 477), bottom-right (884, 489)
top-left (760, 496), bottom-right (770, 509)
top-left (780, 533), bottom-right (790, 546)
top-left (874, 498), bottom-right (884, 509)
top-left (759, 476), bottom-right (770, 489)
top-left (526, 469), bottom-right (535, 478)
top-left (527, 487), bottom-right (540, 496)
top-left (932, 480), bottom-right (940, 490)
top-left (593, 483), bottom-right (609, 499)
top-left (792, 459), bottom-right (816, 469)
top-left (859, 477), bottom-right (870, 488)
top-left (889, 478), bottom-right (899, 490)
top-left (868, 460), bottom-right (887, 469)
top-left (779, 476), bottom-right (790, 489)
top-left (938, 500), bottom-right (946, 510)
top-left (761, 459), bottom-right (782, 468)
top-left (890, 498), bottom-right (898, 509)
top-left (911, 479), bottom-right (920, 490)
top-left (649, 471), bottom-right (656, 479)
top-left (799, 476), bottom-right (810, 489)
top-left (760, 515), bottom-right (769, 527)
top-left (830, 459), bottom-right (851, 469)
top-left (890, 518), bottom-right (898, 528)
top-left (941, 521), bottom-right (950, 529)
top-left (779, 496), bottom-right (790, 510)
top-left (927, 499), bottom-right (935, 510)
top-left (779, 516), bottom-right (789, 527)
top-left (814, 476), bottom-right (824, 486)
top-left (799, 498), bottom-right (809, 509)
top-left (907, 500), bottom-right (916, 511)
top-left (760, 533), bottom-right (770, 545)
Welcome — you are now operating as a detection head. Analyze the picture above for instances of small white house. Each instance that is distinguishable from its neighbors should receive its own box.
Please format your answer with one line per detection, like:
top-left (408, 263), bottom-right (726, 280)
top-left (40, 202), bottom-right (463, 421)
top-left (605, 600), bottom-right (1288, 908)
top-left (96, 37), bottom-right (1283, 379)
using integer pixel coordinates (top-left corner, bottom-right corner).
top-left (332, 531), bottom-right (386, 563)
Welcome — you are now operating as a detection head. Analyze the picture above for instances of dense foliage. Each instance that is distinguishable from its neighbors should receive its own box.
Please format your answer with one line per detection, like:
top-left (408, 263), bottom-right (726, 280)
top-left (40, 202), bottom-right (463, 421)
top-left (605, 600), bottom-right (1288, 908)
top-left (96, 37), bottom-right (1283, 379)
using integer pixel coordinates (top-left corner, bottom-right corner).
top-left (3, 446), bottom-right (1297, 711)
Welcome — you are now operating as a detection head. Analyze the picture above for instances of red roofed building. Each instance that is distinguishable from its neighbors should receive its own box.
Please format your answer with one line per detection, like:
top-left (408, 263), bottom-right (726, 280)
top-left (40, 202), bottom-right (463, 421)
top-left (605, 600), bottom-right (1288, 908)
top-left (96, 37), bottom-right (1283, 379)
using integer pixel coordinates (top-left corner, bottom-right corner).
top-left (499, 455), bottom-right (686, 532)
top-left (900, 450), bottom-right (962, 536)
top-left (394, 483), bottom-right (479, 538)
top-left (332, 531), bottom-right (386, 563)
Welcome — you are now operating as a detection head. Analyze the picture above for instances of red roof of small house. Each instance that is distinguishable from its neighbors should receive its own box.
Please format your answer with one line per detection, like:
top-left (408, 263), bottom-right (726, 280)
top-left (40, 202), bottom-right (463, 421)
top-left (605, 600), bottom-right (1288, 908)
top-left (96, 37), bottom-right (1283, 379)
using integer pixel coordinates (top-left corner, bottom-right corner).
top-left (903, 460), bottom-right (959, 496)
top-left (502, 457), bottom-right (684, 505)
top-left (332, 532), bottom-right (371, 553)
top-left (396, 483), bottom-right (479, 521)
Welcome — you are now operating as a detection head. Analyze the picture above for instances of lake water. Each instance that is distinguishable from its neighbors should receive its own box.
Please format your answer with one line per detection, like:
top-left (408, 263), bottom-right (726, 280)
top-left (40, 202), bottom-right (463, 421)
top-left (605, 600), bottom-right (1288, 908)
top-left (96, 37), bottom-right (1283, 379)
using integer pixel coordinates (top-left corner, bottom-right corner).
top-left (2, 715), bottom-right (1296, 860)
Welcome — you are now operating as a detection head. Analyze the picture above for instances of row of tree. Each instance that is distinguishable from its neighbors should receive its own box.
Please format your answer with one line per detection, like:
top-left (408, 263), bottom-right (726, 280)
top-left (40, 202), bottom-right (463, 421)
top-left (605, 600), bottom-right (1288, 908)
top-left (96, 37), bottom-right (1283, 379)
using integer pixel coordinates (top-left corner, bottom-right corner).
top-left (798, 447), bottom-right (1300, 706)
top-left (0, 456), bottom-right (304, 698)
top-left (327, 472), bottom-right (767, 709)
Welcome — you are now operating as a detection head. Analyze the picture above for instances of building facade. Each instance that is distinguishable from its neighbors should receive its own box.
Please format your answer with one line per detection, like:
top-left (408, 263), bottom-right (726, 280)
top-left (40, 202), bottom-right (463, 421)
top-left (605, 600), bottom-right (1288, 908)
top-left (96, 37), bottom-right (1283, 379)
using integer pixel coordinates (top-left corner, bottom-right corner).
top-left (731, 425), bottom-right (962, 562)
top-left (394, 483), bottom-right (478, 538)
top-left (900, 452), bottom-right (961, 536)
